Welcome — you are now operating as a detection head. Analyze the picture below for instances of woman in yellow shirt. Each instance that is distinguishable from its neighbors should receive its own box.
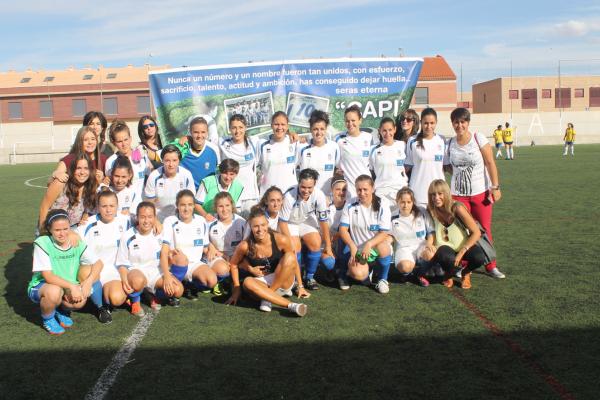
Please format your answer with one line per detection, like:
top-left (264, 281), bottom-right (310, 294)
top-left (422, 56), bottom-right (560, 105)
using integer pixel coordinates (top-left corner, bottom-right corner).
top-left (563, 123), bottom-right (575, 156)
top-left (493, 125), bottom-right (504, 159)
top-left (502, 122), bottom-right (514, 160)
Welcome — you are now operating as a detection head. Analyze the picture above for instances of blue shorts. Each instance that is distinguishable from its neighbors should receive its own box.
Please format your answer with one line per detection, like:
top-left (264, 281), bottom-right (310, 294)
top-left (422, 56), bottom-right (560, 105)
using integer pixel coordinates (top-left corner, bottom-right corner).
top-left (565, 141), bottom-right (573, 145)
top-left (28, 282), bottom-right (45, 303)
top-left (495, 143), bottom-right (503, 148)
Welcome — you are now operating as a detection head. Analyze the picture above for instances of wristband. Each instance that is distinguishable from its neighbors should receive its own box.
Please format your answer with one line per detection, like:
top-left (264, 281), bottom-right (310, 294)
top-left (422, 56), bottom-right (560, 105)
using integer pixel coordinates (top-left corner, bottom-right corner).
top-left (490, 185), bottom-right (500, 190)
top-left (297, 285), bottom-right (304, 289)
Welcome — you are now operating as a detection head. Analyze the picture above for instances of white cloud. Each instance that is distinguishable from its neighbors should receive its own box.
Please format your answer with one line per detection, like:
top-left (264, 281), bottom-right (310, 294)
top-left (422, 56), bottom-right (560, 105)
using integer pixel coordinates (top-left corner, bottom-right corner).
top-left (554, 20), bottom-right (590, 37)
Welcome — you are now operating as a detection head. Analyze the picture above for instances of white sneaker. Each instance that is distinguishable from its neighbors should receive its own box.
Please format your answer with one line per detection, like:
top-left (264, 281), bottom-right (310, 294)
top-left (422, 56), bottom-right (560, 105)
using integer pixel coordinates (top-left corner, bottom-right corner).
top-left (288, 303), bottom-right (308, 317)
top-left (338, 276), bottom-right (350, 290)
top-left (486, 267), bottom-right (506, 279)
top-left (259, 300), bottom-right (272, 312)
top-left (375, 279), bottom-right (390, 294)
top-left (276, 288), bottom-right (293, 297)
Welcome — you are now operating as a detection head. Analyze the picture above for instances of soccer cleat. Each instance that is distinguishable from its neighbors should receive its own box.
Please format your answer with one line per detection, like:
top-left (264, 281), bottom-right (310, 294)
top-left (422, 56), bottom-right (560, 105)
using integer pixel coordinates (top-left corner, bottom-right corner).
top-left (183, 286), bottom-right (198, 301)
top-left (55, 311), bottom-right (73, 328)
top-left (416, 276), bottom-right (430, 287)
top-left (461, 272), bottom-right (472, 289)
top-left (338, 276), bottom-right (350, 291)
top-left (288, 303), bottom-right (308, 317)
top-left (150, 295), bottom-right (162, 311)
top-left (97, 306), bottom-right (112, 324)
top-left (375, 279), bottom-right (390, 294)
top-left (259, 300), bottom-right (272, 313)
top-left (168, 297), bottom-right (180, 307)
top-left (212, 282), bottom-right (223, 296)
top-left (442, 278), bottom-right (454, 288)
top-left (305, 278), bottom-right (319, 291)
top-left (130, 301), bottom-right (145, 317)
top-left (486, 267), bottom-right (506, 279)
top-left (43, 317), bottom-right (66, 335)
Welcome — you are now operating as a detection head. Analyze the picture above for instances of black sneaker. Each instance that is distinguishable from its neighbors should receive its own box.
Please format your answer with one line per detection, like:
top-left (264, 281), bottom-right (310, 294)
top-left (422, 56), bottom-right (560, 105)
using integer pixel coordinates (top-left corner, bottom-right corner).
top-left (322, 269), bottom-right (336, 284)
top-left (305, 278), bottom-right (319, 290)
top-left (97, 306), bottom-right (112, 324)
top-left (168, 297), bottom-right (180, 307)
top-left (183, 287), bottom-right (198, 301)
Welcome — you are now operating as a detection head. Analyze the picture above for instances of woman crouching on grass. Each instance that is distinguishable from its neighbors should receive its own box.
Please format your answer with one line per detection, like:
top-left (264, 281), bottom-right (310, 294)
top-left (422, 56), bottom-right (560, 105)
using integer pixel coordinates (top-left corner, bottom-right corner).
top-left (427, 179), bottom-right (486, 289)
top-left (28, 210), bottom-right (103, 335)
top-left (225, 207), bottom-right (309, 316)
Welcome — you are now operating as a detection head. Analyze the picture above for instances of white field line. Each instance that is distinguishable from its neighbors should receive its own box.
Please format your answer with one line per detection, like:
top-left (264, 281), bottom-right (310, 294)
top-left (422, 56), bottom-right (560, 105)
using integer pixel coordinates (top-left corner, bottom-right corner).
top-left (24, 175), bottom-right (50, 189)
top-left (84, 310), bottom-right (158, 400)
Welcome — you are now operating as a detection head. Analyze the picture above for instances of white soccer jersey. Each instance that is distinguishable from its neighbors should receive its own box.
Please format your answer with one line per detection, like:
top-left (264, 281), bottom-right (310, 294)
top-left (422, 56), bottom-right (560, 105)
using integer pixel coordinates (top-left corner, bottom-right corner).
top-left (280, 186), bottom-right (329, 226)
top-left (144, 166), bottom-right (196, 222)
top-left (98, 184), bottom-right (140, 215)
top-left (207, 214), bottom-right (246, 257)
top-left (105, 152), bottom-right (152, 200)
top-left (161, 214), bottom-right (208, 266)
top-left (328, 203), bottom-right (345, 235)
top-left (78, 214), bottom-right (130, 270)
top-left (219, 136), bottom-right (260, 200)
top-left (116, 227), bottom-right (162, 271)
top-left (390, 207), bottom-right (434, 249)
top-left (296, 139), bottom-right (340, 197)
top-left (405, 134), bottom-right (446, 206)
top-left (370, 141), bottom-right (408, 191)
top-left (445, 132), bottom-right (489, 196)
top-left (339, 196), bottom-right (392, 246)
top-left (267, 212), bottom-right (280, 231)
top-left (257, 136), bottom-right (298, 195)
top-left (335, 131), bottom-right (373, 197)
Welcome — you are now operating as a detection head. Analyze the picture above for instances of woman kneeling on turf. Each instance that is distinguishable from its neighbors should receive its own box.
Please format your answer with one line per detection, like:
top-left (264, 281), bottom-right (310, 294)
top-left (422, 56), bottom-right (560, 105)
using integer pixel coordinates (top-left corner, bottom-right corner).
top-left (226, 207), bottom-right (309, 316)
top-left (28, 210), bottom-right (103, 335)
top-left (390, 187), bottom-right (436, 287)
top-left (427, 179), bottom-right (486, 289)
top-left (161, 190), bottom-right (213, 304)
top-left (117, 201), bottom-right (183, 316)
top-left (338, 175), bottom-right (393, 293)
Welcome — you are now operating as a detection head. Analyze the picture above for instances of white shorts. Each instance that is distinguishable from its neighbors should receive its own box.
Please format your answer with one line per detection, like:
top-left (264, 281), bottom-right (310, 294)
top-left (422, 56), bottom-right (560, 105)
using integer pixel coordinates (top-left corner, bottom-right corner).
top-left (184, 262), bottom-right (208, 282)
top-left (131, 266), bottom-right (162, 294)
top-left (255, 272), bottom-right (295, 291)
top-left (99, 265), bottom-right (122, 286)
top-left (287, 218), bottom-right (319, 237)
top-left (394, 242), bottom-right (427, 264)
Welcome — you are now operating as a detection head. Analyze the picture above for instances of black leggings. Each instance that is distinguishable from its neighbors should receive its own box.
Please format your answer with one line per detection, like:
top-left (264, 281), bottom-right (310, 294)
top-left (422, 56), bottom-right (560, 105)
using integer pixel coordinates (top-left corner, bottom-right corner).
top-left (433, 245), bottom-right (486, 274)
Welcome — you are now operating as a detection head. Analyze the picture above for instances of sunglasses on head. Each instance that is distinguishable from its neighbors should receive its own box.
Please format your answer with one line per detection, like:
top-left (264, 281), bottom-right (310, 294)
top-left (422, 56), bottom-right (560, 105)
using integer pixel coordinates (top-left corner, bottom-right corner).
top-left (142, 122), bottom-right (156, 129)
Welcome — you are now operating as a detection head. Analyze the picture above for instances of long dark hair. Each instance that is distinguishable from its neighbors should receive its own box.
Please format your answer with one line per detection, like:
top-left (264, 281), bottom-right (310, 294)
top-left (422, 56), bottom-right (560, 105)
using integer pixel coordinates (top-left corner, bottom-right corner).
top-left (83, 111), bottom-right (107, 163)
top-left (394, 108), bottom-right (420, 142)
top-left (355, 174), bottom-right (380, 213)
top-left (395, 187), bottom-right (422, 219)
top-left (416, 107), bottom-right (437, 150)
top-left (258, 186), bottom-right (283, 211)
top-left (65, 153), bottom-right (97, 211)
top-left (378, 117), bottom-right (396, 143)
top-left (229, 114), bottom-right (249, 148)
top-left (246, 206), bottom-right (274, 258)
top-left (137, 115), bottom-right (163, 149)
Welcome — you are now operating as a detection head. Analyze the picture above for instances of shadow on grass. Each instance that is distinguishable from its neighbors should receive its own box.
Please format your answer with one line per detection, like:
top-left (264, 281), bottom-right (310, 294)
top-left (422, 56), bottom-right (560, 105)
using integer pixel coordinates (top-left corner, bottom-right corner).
top-left (3, 242), bottom-right (38, 326)
top-left (1, 326), bottom-right (599, 400)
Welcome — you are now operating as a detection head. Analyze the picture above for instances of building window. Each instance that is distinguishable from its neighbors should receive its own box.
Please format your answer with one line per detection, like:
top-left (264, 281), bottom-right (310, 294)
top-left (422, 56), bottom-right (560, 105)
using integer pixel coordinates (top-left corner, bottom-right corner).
top-left (483, 93), bottom-right (486, 103)
top-left (508, 90), bottom-right (519, 99)
top-left (574, 88), bottom-right (584, 98)
top-left (20, 77), bottom-right (31, 83)
top-left (414, 87), bottom-right (428, 105)
top-left (8, 102), bottom-right (23, 119)
top-left (72, 99), bottom-right (87, 117)
top-left (40, 100), bottom-right (53, 118)
top-left (542, 89), bottom-right (551, 99)
top-left (137, 96), bottom-right (151, 114)
top-left (521, 89), bottom-right (537, 109)
top-left (590, 87), bottom-right (600, 107)
top-left (44, 76), bottom-right (55, 82)
top-left (83, 74), bottom-right (94, 80)
top-left (555, 88), bottom-right (571, 108)
top-left (106, 73), bottom-right (117, 79)
top-left (103, 97), bottom-right (118, 115)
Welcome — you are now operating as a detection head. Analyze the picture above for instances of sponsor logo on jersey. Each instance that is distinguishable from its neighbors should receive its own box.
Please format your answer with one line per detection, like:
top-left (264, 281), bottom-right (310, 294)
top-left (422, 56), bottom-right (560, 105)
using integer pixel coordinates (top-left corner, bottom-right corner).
top-left (435, 154), bottom-right (443, 161)
top-left (286, 156), bottom-right (295, 163)
top-left (244, 153), bottom-right (253, 161)
top-left (396, 159), bottom-right (404, 166)
top-left (368, 224), bottom-right (380, 231)
top-left (193, 239), bottom-right (203, 247)
top-left (362, 150), bottom-right (369, 157)
top-left (324, 164), bottom-right (334, 171)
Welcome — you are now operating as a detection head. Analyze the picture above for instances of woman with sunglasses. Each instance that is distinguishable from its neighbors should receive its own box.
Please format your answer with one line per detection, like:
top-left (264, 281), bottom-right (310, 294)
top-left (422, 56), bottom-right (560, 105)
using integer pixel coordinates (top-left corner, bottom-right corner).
top-left (427, 179), bottom-right (486, 289)
top-left (137, 115), bottom-right (163, 169)
top-left (395, 109), bottom-right (420, 143)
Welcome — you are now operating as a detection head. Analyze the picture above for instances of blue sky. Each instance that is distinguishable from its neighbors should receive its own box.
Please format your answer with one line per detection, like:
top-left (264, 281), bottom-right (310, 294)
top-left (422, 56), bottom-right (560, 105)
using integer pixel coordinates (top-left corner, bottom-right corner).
top-left (2, 0), bottom-right (599, 90)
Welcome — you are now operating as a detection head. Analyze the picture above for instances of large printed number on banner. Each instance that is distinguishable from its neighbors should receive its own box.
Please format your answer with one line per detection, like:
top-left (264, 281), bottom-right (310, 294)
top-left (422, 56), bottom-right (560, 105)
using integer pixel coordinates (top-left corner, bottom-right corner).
top-left (287, 102), bottom-right (315, 119)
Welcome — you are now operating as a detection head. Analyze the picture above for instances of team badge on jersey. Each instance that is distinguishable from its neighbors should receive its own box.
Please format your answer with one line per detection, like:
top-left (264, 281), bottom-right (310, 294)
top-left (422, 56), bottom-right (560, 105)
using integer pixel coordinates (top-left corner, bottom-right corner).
top-left (204, 162), bottom-right (210, 170)
top-left (196, 227), bottom-right (203, 235)
top-left (158, 182), bottom-right (164, 188)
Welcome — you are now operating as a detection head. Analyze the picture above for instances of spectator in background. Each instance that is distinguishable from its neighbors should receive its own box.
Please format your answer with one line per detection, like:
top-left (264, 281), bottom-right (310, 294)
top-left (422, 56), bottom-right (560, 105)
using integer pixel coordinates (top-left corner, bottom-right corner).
top-left (137, 115), bottom-right (163, 169)
top-left (563, 123), bottom-right (576, 156)
top-left (394, 108), bottom-right (420, 143)
top-left (493, 125), bottom-right (504, 159)
top-left (502, 122), bottom-right (514, 160)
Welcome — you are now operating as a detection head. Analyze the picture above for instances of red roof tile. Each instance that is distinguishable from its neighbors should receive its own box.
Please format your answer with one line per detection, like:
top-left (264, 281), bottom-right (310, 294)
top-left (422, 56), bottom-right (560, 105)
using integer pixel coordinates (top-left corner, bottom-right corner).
top-left (419, 56), bottom-right (456, 81)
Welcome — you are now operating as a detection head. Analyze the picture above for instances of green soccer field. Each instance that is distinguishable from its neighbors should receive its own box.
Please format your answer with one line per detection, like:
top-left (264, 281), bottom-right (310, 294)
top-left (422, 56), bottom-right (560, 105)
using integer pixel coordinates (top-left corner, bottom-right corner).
top-left (1, 145), bottom-right (599, 400)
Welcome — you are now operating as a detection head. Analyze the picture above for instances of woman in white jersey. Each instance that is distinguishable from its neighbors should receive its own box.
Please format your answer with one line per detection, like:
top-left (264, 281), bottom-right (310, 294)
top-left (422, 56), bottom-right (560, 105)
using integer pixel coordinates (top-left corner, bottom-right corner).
top-left (370, 117), bottom-right (408, 213)
top-left (100, 155), bottom-right (139, 216)
top-left (256, 186), bottom-right (283, 231)
top-left (338, 175), bottom-right (393, 294)
top-left (444, 107), bottom-right (504, 279)
top-left (77, 191), bottom-right (131, 323)
top-left (328, 176), bottom-right (348, 279)
top-left (161, 190), bottom-right (213, 304)
top-left (278, 168), bottom-right (333, 291)
top-left (219, 114), bottom-right (260, 217)
top-left (105, 120), bottom-right (153, 201)
top-left (117, 201), bottom-right (184, 316)
top-left (144, 145), bottom-right (195, 223)
top-left (390, 187), bottom-right (436, 287)
top-left (297, 110), bottom-right (340, 197)
top-left (405, 107), bottom-right (446, 207)
top-left (257, 112), bottom-right (298, 195)
top-left (335, 105), bottom-right (373, 198)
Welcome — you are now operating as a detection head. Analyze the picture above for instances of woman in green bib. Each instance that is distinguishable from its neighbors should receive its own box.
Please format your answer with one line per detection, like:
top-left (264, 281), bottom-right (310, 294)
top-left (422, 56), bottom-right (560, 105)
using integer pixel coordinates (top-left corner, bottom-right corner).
top-left (194, 158), bottom-right (243, 221)
top-left (28, 209), bottom-right (103, 335)
top-left (427, 180), bottom-right (486, 289)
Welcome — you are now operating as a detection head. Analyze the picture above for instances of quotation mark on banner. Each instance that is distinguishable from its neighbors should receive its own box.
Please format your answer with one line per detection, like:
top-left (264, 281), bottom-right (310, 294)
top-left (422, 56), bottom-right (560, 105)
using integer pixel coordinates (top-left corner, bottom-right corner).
top-left (335, 102), bottom-right (346, 110)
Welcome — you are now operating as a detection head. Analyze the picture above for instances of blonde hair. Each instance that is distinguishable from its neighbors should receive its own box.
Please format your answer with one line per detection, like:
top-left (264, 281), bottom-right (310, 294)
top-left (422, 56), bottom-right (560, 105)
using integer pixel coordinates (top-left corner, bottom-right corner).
top-left (427, 179), bottom-right (454, 223)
